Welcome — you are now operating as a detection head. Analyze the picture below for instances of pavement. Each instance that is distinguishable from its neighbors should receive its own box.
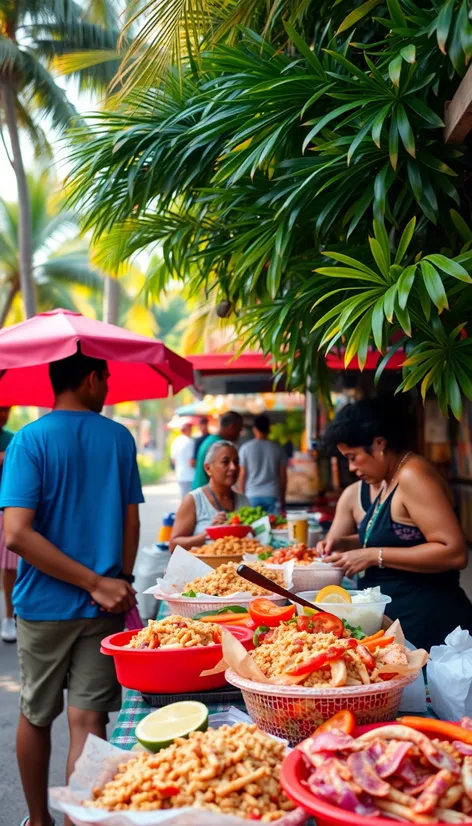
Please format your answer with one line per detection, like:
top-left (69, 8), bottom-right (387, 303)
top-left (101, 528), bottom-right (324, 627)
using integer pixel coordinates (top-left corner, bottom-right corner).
top-left (0, 479), bottom-right (180, 826)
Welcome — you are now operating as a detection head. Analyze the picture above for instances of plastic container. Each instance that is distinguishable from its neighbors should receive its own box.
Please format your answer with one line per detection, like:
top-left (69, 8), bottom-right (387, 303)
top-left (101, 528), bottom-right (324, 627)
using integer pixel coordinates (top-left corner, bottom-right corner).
top-left (157, 512), bottom-right (175, 544)
top-left (205, 525), bottom-right (254, 540)
top-left (263, 562), bottom-right (343, 593)
top-left (294, 589), bottom-right (392, 636)
top-left (271, 527), bottom-right (322, 547)
top-left (100, 626), bottom-right (253, 694)
top-left (164, 593), bottom-right (286, 618)
top-left (287, 512), bottom-right (309, 544)
top-left (225, 670), bottom-right (417, 746)
top-left (279, 722), bottom-right (452, 826)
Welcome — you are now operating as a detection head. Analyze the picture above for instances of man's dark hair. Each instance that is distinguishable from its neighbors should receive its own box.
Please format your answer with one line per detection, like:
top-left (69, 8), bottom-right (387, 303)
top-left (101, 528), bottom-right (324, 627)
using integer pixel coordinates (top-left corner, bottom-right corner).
top-left (199, 416), bottom-right (209, 425)
top-left (254, 414), bottom-right (270, 434)
top-left (220, 411), bottom-right (243, 428)
top-left (49, 347), bottom-right (107, 395)
top-left (323, 396), bottom-right (412, 455)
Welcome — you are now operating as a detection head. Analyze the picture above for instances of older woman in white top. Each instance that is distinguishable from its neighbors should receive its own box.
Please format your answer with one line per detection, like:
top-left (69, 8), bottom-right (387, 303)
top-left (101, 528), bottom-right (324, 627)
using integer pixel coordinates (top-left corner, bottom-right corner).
top-left (169, 440), bottom-right (250, 552)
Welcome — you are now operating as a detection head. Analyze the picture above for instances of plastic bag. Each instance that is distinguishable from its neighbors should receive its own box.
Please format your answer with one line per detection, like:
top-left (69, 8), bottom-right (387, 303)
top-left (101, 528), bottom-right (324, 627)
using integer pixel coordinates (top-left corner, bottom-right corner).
top-left (427, 626), bottom-right (472, 721)
top-left (399, 640), bottom-right (427, 714)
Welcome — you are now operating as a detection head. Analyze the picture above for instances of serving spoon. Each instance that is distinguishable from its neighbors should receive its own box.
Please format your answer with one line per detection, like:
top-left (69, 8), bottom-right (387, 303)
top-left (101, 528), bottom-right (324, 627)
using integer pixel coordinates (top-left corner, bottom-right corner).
top-left (236, 564), bottom-right (328, 614)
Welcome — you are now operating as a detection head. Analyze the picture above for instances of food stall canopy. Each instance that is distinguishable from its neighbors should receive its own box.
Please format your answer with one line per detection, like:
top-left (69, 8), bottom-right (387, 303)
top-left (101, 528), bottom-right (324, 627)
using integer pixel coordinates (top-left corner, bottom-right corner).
top-left (189, 350), bottom-right (404, 395)
top-left (0, 309), bottom-right (195, 405)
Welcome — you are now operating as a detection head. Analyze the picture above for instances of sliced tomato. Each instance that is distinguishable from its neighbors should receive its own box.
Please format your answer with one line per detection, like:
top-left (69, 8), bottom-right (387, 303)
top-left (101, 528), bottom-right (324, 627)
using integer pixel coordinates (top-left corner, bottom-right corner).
top-left (296, 615), bottom-right (313, 632)
top-left (249, 598), bottom-right (296, 627)
top-left (308, 612), bottom-right (344, 638)
top-left (212, 629), bottom-right (222, 644)
top-left (314, 710), bottom-right (356, 737)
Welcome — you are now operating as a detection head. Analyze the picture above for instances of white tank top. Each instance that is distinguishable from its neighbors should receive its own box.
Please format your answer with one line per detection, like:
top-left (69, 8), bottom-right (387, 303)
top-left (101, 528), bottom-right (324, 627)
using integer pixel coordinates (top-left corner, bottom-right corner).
top-left (190, 487), bottom-right (250, 536)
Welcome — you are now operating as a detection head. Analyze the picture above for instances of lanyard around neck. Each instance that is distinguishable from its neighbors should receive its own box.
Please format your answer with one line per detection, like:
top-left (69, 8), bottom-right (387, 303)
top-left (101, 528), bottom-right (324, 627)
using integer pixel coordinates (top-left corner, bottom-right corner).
top-left (206, 486), bottom-right (234, 513)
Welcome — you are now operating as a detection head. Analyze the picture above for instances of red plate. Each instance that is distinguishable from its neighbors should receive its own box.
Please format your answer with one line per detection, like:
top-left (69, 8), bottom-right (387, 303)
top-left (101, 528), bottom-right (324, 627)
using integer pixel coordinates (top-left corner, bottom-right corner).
top-left (101, 625), bottom-right (253, 694)
top-left (280, 723), bottom-right (472, 826)
top-left (205, 525), bottom-right (254, 539)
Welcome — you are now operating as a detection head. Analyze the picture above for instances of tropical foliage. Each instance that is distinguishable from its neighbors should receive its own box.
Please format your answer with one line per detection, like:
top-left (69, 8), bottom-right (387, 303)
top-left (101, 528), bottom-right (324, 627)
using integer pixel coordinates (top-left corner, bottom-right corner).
top-left (0, 0), bottom-right (126, 317)
top-left (67, 0), bottom-right (472, 416)
top-left (0, 168), bottom-right (102, 326)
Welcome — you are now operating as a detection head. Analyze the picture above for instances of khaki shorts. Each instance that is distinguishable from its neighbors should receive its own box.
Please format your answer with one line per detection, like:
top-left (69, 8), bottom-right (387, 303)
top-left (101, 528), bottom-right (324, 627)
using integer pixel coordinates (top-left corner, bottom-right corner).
top-left (17, 616), bottom-right (124, 727)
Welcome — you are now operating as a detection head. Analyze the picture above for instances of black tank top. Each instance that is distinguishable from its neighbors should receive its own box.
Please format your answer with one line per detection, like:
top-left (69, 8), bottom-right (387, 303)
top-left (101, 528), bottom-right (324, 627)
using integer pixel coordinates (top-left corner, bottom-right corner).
top-left (357, 483), bottom-right (472, 650)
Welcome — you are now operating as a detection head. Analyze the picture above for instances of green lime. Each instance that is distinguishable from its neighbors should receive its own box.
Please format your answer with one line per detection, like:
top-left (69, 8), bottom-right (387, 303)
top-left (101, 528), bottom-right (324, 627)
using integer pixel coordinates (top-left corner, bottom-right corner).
top-left (135, 701), bottom-right (209, 753)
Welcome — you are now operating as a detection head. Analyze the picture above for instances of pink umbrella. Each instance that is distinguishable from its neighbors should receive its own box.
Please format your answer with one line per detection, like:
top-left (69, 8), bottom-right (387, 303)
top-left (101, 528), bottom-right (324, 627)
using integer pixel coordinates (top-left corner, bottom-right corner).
top-left (0, 309), bottom-right (194, 406)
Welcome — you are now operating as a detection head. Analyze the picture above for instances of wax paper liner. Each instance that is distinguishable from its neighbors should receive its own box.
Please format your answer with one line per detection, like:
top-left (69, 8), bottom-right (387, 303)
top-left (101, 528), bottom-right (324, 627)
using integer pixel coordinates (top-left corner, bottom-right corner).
top-left (144, 546), bottom-right (294, 601)
top-left (49, 710), bottom-right (309, 826)
top-left (203, 620), bottom-right (428, 683)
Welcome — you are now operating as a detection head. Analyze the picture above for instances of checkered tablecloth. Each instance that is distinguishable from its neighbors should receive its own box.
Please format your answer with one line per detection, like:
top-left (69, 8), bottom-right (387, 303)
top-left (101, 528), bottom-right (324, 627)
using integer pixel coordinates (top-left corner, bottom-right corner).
top-left (110, 689), bottom-right (247, 750)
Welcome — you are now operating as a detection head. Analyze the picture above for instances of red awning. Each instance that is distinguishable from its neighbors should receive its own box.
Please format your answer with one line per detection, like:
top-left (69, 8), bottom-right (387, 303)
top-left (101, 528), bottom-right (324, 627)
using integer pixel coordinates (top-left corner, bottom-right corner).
top-left (189, 353), bottom-right (274, 375)
top-left (189, 350), bottom-right (404, 376)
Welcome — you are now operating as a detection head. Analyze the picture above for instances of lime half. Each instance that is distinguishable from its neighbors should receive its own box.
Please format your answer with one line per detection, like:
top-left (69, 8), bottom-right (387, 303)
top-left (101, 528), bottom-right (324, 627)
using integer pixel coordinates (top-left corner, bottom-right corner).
top-left (135, 701), bottom-right (209, 753)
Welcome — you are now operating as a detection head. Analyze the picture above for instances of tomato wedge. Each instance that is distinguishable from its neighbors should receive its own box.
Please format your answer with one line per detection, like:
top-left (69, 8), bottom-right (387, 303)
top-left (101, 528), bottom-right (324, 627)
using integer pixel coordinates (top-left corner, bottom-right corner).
top-left (314, 710), bottom-right (356, 737)
top-left (248, 598), bottom-right (296, 627)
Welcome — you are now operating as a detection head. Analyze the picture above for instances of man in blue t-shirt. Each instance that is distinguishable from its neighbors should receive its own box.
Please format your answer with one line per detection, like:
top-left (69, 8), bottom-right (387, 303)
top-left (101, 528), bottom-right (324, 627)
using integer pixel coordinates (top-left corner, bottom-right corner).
top-left (1, 348), bottom-right (144, 826)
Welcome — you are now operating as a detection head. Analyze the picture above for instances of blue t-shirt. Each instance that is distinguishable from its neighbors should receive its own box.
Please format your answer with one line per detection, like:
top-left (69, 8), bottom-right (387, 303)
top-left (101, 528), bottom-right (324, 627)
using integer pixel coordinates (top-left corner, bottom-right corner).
top-left (0, 411), bottom-right (144, 621)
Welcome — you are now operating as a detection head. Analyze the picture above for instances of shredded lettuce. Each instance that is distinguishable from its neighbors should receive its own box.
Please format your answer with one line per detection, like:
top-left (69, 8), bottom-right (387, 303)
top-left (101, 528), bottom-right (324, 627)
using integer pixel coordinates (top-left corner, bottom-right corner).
top-left (342, 619), bottom-right (366, 640)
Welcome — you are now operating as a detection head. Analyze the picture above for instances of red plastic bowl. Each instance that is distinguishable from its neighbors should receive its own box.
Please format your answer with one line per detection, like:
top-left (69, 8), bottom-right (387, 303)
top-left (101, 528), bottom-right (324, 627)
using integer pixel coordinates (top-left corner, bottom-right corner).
top-left (100, 626), bottom-right (254, 694)
top-left (280, 723), bottom-right (470, 826)
top-left (205, 524), bottom-right (254, 539)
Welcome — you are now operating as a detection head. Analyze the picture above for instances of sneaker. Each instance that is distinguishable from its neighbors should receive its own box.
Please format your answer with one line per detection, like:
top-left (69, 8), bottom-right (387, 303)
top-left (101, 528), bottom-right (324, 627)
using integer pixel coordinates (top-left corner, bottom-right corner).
top-left (1, 617), bottom-right (16, 643)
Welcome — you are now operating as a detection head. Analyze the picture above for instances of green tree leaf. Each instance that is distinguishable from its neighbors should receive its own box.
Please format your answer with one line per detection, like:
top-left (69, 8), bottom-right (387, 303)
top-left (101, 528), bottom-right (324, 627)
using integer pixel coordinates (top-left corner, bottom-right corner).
top-left (424, 254), bottom-right (472, 282)
top-left (388, 54), bottom-right (402, 86)
top-left (395, 217), bottom-right (416, 264)
top-left (420, 261), bottom-right (449, 312)
top-left (396, 104), bottom-right (415, 158)
top-left (337, 0), bottom-right (381, 35)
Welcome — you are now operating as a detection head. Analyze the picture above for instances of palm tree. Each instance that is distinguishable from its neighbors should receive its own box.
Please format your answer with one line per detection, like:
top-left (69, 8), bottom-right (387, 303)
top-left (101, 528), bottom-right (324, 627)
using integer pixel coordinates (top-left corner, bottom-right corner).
top-left (0, 167), bottom-right (102, 326)
top-left (0, 0), bottom-right (124, 317)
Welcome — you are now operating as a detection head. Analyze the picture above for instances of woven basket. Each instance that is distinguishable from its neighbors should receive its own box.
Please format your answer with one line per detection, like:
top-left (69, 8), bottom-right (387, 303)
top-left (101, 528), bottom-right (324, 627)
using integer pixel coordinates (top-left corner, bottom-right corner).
top-left (164, 593), bottom-right (286, 618)
top-left (225, 670), bottom-right (418, 745)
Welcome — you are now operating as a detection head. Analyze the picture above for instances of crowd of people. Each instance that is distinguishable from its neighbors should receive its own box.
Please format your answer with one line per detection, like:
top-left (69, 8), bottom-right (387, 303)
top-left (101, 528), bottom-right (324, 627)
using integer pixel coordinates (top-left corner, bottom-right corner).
top-left (1, 362), bottom-right (472, 826)
top-left (170, 411), bottom-right (288, 506)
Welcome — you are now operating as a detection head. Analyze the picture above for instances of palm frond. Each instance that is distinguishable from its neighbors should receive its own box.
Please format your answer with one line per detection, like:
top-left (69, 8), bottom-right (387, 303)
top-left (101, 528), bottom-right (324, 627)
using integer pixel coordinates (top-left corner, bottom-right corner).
top-left (19, 51), bottom-right (82, 129)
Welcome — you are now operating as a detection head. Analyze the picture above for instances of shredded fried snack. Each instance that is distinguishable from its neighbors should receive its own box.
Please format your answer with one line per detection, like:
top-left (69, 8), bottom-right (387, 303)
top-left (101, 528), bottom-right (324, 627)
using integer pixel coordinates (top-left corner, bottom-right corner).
top-left (298, 722), bottom-right (472, 823)
top-left (184, 561), bottom-right (285, 597)
top-left (251, 622), bottom-right (409, 687)
top-left (262, 544), bottom-right (322, 565)
top-left (192, 537), bottom-right (273, 557)
top-left (126, 616), bottom-right (220, 649)
top-left (85, 722), bottom-right (295, 821)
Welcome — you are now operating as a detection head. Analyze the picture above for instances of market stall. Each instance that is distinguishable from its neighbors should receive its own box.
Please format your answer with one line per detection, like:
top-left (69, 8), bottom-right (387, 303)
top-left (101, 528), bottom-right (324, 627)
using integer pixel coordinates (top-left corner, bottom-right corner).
top-left (50, 526), bottom-right (472, 826)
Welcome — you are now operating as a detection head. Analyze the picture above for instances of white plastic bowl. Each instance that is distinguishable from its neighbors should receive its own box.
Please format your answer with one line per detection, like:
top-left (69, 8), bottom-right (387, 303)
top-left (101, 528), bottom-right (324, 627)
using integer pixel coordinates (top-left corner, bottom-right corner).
top-left (261, 562), bottom-right (343, 593)
top-left (293, 589), bottom-right (392, 636)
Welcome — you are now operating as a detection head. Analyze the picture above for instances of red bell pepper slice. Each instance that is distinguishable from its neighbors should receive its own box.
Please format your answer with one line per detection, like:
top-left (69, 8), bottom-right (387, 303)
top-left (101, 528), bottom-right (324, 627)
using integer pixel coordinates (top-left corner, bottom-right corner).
top-left (285, 639), bottom-right (357, 677)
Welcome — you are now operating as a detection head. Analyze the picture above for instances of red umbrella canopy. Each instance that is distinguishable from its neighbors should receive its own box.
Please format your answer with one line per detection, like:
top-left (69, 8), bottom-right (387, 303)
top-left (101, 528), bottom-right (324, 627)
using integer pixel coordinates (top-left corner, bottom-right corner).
top-left (0, 309), bottom-right (194, 406)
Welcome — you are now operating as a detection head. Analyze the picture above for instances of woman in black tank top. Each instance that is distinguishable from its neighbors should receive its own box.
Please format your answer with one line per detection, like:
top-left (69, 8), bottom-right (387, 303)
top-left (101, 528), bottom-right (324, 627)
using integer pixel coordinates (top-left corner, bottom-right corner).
top-left (323, 398), bottom-right (472, 651)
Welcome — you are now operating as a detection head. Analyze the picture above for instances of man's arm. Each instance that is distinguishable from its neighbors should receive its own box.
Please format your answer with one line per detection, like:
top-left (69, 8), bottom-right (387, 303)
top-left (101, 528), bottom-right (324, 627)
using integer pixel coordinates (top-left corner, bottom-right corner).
top-left (123, 504), bottom-right (140, 576)
top-left (238, 465), bottom-right (247, 494)
top-left (4, 507), bottom-right (136, 612)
